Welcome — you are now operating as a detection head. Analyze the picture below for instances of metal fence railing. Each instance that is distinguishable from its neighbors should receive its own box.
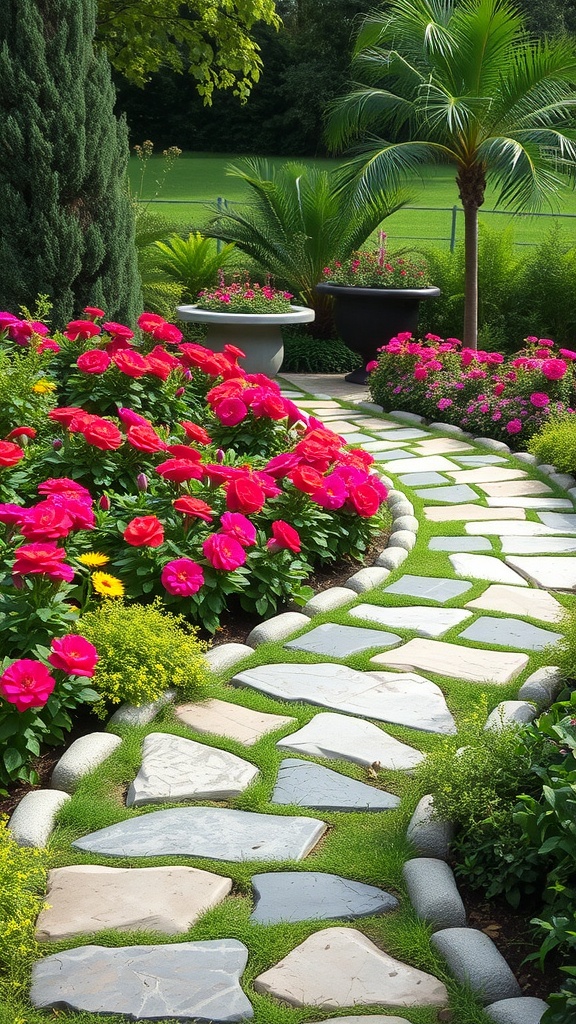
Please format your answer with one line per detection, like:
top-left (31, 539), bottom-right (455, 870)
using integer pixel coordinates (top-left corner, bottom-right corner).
top-left (138, 198), bottom-right (576, 251)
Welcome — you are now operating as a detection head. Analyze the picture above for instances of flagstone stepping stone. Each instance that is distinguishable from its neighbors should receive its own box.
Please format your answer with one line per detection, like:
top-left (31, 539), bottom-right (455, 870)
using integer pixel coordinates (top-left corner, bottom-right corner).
top-left (382, 455), bottom-right (460, 474)
top-left (486, 496), bottom-right (573, 510)
top-left (371, 639), bottom-right (529, 685)
top-left (449, 553), bottom-right (529, 586)
top-left (449, 467), bottom-right (528, 484)
top-left (415, 484), bottom-right (480, 503)
top-left (429, 536), bottom-right (492, 552)
top-left (310, 1018), bottom-right (410, 1024)
top-left (466, 520), bottom-right (572, 536)
top-left (277, 713), bottom-right (425, 769)
top-left (235, 663), bottom-right (456, 733)
top-left (342, 432), bottom-right (374, 444)
top-left (175, 699), bottom-right (295, 746)
top-left (457, 616), bottom-right (562, 652)
top-left (361, 439), bottom-right (411, 451)
top-left (452, 454), bottom-right (508, 465)
top-left (538, 512), bottom-right (576, 530)
top-left (501, 535), bottom-right (576, 554)
top-left (431, 928), bottom-right (521, 1004)
top-left (425, 504), bottom-right (526, 523)
top-left (30, 939), bottom-right (253, 1021)
top-left (325, 420), bottom-right (368, 433)
top-left (479, 479), bottom-right (553, 497)
top-left (377, 427), bottom-right (429, 440)
top-left (126, 733), bottom-right (259, 808)
top-left (254, 927), bottom-right (448, 1008)
top-left (381, 574), bottom-right (473, 602)
top-left (373, 449), bottom-right (417, 461)
top-left (250, 871), bottom-right (398, 924)
top-left (465, 584), bottom-right (564, 623)
top-left (73, 807), bottom-right (327, 861)
top-left (284, 623), bottom-right (402, 656)
top-left (354, 417), bottom-right (401, 429)
top-left (35, 865), bottom-right (233, 940)
top-left (398, 472), bottom-right (449, 486)
top-left (350, 603), bottom-right (472, 638)
top-left (413, 438), bottom-right (473, 454)
top-left (505, 555), bottom-right (576, 590)
top-left (271, 759), bottom-right (400, 811)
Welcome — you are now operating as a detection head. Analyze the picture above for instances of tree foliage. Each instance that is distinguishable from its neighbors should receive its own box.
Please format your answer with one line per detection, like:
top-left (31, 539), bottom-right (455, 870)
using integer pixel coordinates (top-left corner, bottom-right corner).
top-left (0, 0), bottom-right (141, 326)
top-left (96, 0), bottom-right (281, 98)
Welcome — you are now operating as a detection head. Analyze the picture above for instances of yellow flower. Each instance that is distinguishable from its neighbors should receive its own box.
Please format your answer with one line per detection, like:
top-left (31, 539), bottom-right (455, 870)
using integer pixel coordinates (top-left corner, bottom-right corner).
top-left (77, 552), bottom-right (109, 568)
top-left (32, 379), bottom-right (57, 394)
top-left (91, 572), bottom-right (124, 598)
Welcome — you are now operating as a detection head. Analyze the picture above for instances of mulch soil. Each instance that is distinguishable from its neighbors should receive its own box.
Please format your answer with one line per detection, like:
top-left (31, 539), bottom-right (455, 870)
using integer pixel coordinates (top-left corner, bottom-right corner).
top-left (0, 526), bottom-right (563, 1002)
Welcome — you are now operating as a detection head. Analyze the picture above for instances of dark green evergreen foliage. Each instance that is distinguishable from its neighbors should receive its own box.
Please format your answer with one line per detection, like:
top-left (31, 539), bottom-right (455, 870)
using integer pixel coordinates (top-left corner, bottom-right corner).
top-left (0, 0), bottom-right (141, 324)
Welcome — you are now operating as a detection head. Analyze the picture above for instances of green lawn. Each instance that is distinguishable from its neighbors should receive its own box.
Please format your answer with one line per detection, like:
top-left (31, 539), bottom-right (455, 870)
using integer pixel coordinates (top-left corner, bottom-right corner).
top-left (129, 152), bottom-right (576, 248)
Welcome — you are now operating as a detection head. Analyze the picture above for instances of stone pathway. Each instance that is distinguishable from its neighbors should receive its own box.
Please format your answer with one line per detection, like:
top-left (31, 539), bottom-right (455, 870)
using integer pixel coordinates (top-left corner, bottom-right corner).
top-left (15, 374), bottom-right (568, 1023)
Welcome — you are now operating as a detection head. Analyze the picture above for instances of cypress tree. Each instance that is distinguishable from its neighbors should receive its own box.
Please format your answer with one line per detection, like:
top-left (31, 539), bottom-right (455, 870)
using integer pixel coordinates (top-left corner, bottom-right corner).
top-left (0, 0), bottom-right (141, 325)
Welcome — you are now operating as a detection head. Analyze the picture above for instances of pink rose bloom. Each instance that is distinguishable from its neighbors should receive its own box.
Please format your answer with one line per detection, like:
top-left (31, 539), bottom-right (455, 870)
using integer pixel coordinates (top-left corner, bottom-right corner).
top-left (0, 659), bottom-right (56, 711)
top-left (365, 360), bottom-right (378, 373)
top-left (263, 452), bottom-right (301, 478)
top-left (506, 418), bottom-right (522, 434)
top-left (267, 520), bottom-right (301, 553)
top-left (220, 511), bottom-right (257, 547)
top-left (479, 403), bottom-right (490, 414)
top-left (559, 348), bottom-right (576, 361)
top-left (202, 533), bottom-right (247, 571)
top-left (542, 358), bottom-right (567, 380)
top-left (213, 397), bottom-right (248, 426)
top-left (414, 365), bottom-right (428, 380)
top-left (49, 635), bottom-right (99, 677)
top-left (311, 474), bottom-right (347, 510)
top-left (161, 558), bottom-right (204, 596)
top-left (530, 392), bottom-right (550, 408)
top-left (117, 407), bottom-right (152, 428)
top-left (437, 398), bottom-right (452, 411)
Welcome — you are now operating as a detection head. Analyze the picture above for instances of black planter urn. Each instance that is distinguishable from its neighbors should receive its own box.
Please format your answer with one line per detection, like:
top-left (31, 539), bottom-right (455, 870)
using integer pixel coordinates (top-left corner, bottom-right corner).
top-left (316, 282), bottom-right (441, 384)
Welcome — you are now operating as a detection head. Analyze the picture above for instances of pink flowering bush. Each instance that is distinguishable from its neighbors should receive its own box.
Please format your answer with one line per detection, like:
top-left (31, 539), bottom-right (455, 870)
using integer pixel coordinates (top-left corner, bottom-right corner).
top-left (196, 272), bottom-right (294, 314)
top-left (369, 333), bottom-right (576, 448)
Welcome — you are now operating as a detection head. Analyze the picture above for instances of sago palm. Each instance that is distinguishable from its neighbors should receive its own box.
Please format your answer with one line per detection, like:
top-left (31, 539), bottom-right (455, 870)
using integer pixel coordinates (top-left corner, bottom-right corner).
top-left (204, 158), bottom-right (410, 337)
top-left (327, 0), bottom-right (576, 348)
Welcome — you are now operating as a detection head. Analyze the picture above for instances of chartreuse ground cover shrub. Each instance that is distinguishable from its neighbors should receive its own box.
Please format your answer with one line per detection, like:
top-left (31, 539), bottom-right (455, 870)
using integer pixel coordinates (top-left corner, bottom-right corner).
top-left (528, 414), bottom-right (576, 474)
top-left (77, 598), bottom-right (207, 717)
top-left (0, 817), bottom-right (45, 1005)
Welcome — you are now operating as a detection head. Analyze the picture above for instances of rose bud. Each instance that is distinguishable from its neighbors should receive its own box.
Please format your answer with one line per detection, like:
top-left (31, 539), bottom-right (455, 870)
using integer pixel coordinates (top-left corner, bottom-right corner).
top-left (137, 472), bottom-right (149, 492)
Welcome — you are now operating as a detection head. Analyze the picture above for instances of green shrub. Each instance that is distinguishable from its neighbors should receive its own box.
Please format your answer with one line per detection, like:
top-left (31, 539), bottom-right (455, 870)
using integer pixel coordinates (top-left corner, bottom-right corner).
top-left (77, 599), bottom-right (208, 715)
top-left (281, 329), bottom-right (359, 373)
top-left (153, 232), bottom-right (236, 302)
top-left (420, 707), bottom-right (551, 906)
top-left (553, 607), bottom-right (576, 684)
top-left (0, 817), bottom-right (45, 990)
top-left (528, 414), bottom-right (576, 475)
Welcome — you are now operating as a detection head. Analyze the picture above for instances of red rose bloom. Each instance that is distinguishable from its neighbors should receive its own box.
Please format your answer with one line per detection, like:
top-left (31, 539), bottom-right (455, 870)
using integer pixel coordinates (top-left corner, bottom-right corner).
top-left (80, 417), bottom-right (123, 451)
top-left (48, 406), bottom-right (84, 426)
top-left (137, 312), bottom-right (165, 332)
top-left (20, 499), bottom-right (75, 540)
top-left (541, 358), bottom-right (567, 381)
top-left (213, 397), bottom-right (248, 426)
top-left (145, 356), bottom-right (171, 381)
top-left (161, 558), bottom-right (204, 596)
top-left (0, 440), bottom-right (25, 467)
top-left (103, 322), bottom-right (134, 341)
top-left (347, 481), bottom-right (382, 517)
top-left (123, 515), bottom-right (165, 547)
top-left (180, 421), bottom-right (212, 445)
top-left (112, 349), bottom-right (149, 378)
top-left (149, 321), bottom-right (183, 344)
top-left (83, 306), bottom-right (105, 320)
top-left (38, 477), bottom-right (92, 502)
top-left (288, 465), bottom-right (324, 494)
top-left (48, 635), bottom-right (99, 677)
top-left (63, 320), bottom-right (101, 342)
top-left (156, 459), bottom-right (203, 483)
top-left (117, 407), bottom-right (152, 428)
top-left (0, 659), bottom-right (56, 711)
top-left (77, 349), bottom-right (111, 374)
top-left (173, 496), bottom-right (214, 522)
top-left (13, 542), bottom-right (74, 581)
top-left (126, 425), bottom-right (167, 453)
top-left (165, 444), bottom-right (202, 461)
top-left (225, 477), bottom-right (266, 514)
top-left (202, 532), bottom-right (246, 571)
top-left (267, 520), bottom-right (301, 553)
top-left (6, 426), bottom-right (37, 441)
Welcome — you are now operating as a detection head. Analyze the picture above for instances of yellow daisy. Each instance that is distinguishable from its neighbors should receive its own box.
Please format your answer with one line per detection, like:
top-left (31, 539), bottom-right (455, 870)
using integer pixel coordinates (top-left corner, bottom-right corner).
top-left (77, 552), bottom-right (109, 567)
top-left (32, 379), bottom-right (57, 394)
top-left (91, 572), bottom-right (124, 598)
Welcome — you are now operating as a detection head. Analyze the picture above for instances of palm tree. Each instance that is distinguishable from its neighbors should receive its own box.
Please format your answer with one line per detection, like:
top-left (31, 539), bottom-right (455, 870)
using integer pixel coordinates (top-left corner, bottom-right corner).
top-left (326, 0), bottom-right (576, 348)
top-left (204, 158), bottom-right (410, 337)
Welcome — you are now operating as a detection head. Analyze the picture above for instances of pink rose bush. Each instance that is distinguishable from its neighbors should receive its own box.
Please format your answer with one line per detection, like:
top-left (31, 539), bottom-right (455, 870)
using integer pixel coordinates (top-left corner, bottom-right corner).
top-left (369, 334), bottom-right (575, 447)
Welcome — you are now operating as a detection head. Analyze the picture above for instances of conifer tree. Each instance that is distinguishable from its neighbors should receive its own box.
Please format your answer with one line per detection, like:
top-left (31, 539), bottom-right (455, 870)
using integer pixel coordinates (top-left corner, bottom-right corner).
top-left (0, 0), bottom-right (141, 325)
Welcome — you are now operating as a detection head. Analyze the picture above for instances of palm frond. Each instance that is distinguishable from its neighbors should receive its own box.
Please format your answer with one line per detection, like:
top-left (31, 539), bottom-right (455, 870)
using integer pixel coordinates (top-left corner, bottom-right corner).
top-left (326, 87), bottom-right (415, 150)
top-left (479, 136), bottom-right (568, 210)
top-left (334, 139), bottom-right (455, 205)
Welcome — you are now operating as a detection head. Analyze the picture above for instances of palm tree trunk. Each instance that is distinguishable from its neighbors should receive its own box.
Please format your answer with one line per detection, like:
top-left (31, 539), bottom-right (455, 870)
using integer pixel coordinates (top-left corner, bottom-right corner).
top-left (456, 164), bottom-right (486, 351)
top-left (462, 200), bottom-right (479, 349)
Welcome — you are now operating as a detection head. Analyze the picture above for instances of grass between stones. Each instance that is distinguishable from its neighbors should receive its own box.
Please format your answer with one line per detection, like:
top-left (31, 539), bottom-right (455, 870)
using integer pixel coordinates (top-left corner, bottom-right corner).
top-left (8, 392), bottom-right (576, 1024)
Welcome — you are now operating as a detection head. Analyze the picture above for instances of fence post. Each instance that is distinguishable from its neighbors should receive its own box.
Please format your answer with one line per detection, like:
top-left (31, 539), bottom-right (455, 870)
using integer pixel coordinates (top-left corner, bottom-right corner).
top-left (450, 206), bottom-right (458, 252)
top-left (216, 197), bottom-right (223, 254)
